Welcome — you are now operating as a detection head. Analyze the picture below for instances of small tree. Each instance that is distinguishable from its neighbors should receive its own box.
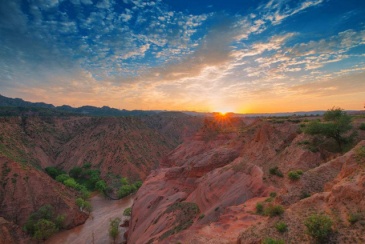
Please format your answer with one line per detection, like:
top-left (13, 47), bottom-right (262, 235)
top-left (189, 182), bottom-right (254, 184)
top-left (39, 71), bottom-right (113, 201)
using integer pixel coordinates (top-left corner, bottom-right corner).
top-left (33, 219), bottom-right (57, 240)
top-left (109, 217), bottom-right (121, 243)
top-left (304, 107), bottom-right (353, 151)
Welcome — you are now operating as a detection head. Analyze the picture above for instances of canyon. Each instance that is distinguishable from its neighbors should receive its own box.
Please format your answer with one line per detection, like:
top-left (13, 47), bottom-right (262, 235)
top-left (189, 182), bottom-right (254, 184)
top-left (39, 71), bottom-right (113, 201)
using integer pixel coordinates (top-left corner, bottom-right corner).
top-left (1, 107), bottom-right (365, 243)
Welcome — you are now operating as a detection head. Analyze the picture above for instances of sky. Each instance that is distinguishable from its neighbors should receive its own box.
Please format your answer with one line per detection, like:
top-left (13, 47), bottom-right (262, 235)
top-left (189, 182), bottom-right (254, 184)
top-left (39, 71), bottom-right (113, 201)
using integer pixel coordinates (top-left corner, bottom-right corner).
top-left (0, 0), bottom-right (365, 113)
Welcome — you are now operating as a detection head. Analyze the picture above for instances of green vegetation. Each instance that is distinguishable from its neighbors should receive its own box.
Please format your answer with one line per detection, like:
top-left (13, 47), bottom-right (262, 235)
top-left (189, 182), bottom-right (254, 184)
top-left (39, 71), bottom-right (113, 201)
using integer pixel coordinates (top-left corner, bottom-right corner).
top-left (359, 123), bottom-right (365, 130)
top-left (109, 217), bottom-right (121, 244)
top-left (300, 191), bottom-right (311, 199)
top-left (305, 214), bottom-right (333, 241)
top-left (159, 202), bottom-right (200, 240)
top-left (264, 204), bottom-right (284, 217)
top-left (24, 205), bottom-right (65, 240)
top-left (123, 207), bottom-right (132, 216)
top-left (269, 166), bottom-right (284, 177)
top-left (117, 179), bottom-right (142, 198)
top-left (45, 167), bottom-right (66, 179)
top-left (348, 212), bottom-right (363, 224)
top-left (304, 107), bottom-right (354, 151)
top-left (269, 192), bottom-right (277, 198)
top-left (355, 146), bottom-right (365, 164)
top-left (263, 237), bottom-right (285, 244)
top-left (75, 197), bottom-right (92, 212)
top-left (256, 202), bottom-right (264, 214)
top-left (275, 221), bottom-right (288, 233)
top-left (287, 170), bottom-right (303, 181)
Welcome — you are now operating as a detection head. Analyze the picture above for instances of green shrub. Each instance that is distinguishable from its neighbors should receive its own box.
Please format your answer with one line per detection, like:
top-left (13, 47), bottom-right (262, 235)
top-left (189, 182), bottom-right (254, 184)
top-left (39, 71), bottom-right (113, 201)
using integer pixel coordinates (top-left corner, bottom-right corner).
top-left (275, 221), bottom-right (288, 233)
top-left (256, 203), bottom-right (264, 214)
top-left (348, 212), bottom-right (362, 224)
top-left (199, 214), bottom-right (205, 219)
top-left (264, 205), bottom-right (284, 217)
top-left (45, 167), bottom-right (65, 179)
top-left (118, 184), bottom-right (133, 198)
top-left (263, 237), bottom-right (285, 244)
top-left (63, 178), bottom-right (79, 189)
top-left (300, 192), bottom-right (311, 199)
top-left (69, 167), bottom-right (82, 179)
top-left (305, 214), bottom-right (333, 241)
top-left (269, 192), bottom-right (277, 198)
top-left (33, 219), bottom-right (57, 240)
top-left (359, 123), bottom-right (365, 130)
top-left (55, 174), bottom-right (70, 183)
top-left (269, 167), bottom-right (284, 177)
top-left (95, 180), bottom-right (107, 193)
top-left (23, 205), bottom-right (64, 240)
top-left (287, 170), bottom-right (303, 181)
top-left (109, 217), bottom-right (121, 242)
top-left (123, 207), bottom-right (132, 216)
top-left (75, 198), bottom-right (92, 212)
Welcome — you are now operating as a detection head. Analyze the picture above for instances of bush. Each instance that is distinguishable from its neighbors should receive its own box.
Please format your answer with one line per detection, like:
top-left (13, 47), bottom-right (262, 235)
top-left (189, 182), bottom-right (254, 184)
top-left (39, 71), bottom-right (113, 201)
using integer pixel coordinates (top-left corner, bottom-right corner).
top-left (33, 219), bottom-right (57, 240)
top-left (256, 203), bottom-right (264, 214)
top-left (69, 167), bottom-right (82, 179)
top-left (305, 214), bottom-right (333, 241)
top-left (269, 167), bottom-right (284, 177)
top-left (275, 221), bottom-right (288, 233)
top-left (63, 178), bottom-right (79, 189)
top-left (109, 217), bottom-right (121, 243)
top-left (348, 212), bottom-right (362, 224)
top-left (45, 167), bottom-right (65, 179)
top-left (118, 184), bottom-right (132, 198)
top-left (75, 198), bottom-right (91, 212)
top-left (95, 180), bottom-right (107, 193)
top-left (263, 238), bottom-right (285, 244)
top-left (264, 205), bottom-right (284, 217)
top-left (269, 192), bottom-right (277, 198)
top-left (23, 205), bottom-right (63, 240)
top-left (123, 207), bottom-right (132, 216)
top-left (55, 174), bottom-right (70, 183)
top-left (288, 170), bottom-right (303, 181)
top-left (359, 123), bottom-right (365, 130)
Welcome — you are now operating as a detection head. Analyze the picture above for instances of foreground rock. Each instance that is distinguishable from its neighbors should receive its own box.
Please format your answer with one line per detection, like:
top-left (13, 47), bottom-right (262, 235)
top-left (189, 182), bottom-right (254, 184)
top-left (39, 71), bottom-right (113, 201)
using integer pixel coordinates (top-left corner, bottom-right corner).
top-left (128, 117), bottom-right (365, 243)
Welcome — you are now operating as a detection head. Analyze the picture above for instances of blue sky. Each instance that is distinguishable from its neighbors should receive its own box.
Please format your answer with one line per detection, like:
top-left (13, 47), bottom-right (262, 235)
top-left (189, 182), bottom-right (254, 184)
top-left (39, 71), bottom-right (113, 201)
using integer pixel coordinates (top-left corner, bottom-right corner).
top-left (1, 0), bottom-right (365, 112)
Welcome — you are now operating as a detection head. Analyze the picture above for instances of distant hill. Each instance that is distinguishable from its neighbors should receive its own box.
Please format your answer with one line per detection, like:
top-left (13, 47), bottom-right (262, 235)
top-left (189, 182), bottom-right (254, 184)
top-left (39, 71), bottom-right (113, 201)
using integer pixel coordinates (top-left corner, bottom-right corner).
top-left (0, 94), bottom-right (156, 117)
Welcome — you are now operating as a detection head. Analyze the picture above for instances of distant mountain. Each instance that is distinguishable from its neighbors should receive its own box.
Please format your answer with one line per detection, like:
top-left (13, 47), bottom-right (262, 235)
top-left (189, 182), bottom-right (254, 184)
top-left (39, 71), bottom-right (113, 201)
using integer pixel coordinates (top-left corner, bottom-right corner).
top-left (0, 94), bottom-right (156, 117)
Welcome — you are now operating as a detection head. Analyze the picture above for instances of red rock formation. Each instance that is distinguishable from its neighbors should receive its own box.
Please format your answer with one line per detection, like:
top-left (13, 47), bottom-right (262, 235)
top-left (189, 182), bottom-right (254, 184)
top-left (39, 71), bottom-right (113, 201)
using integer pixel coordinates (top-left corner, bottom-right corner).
top-left (0, 157), bottom-right (88, 242)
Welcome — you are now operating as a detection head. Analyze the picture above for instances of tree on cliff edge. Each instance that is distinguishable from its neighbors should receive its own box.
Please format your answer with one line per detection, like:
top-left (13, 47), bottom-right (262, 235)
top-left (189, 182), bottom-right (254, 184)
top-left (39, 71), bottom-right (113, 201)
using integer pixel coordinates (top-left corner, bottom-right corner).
top-left (304, 107), bottom-right (353, 151)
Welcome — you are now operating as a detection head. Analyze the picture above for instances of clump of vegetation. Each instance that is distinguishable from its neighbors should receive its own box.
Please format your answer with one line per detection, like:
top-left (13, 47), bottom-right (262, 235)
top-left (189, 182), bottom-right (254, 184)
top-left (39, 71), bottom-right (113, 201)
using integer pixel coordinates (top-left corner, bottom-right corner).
top-left (359, 123), bottom-right (365, 130)
top-left (300, 191), bottom-right (311, 199)
top-left (23, 205), bottom-right (65, 241)
top-left (199, 214), bottom-right (205, 219)
top-left (159, 202), bottom-right (200, 240)
top-left (75, 197), bottom-right (92, 212)
top-left (263, 237), bottom-right (285, 244)
top-left (269, 192), bottom-right (277, 198)
top-left (304, 107), bottom-right (354, 151)
top-left (269, 166), bottom-right (284, 177)
top-left (275, 221), bottom-right (288, 233)
top-left (287, 170), bottom-right (303, 181)
top-left (348, 212), bottom-right (363, 224)
top-left (117, 179), bottom-right (142, 198)
top-left (256, 202), bottom-right (264, 214)
top-left (123, 207), bottom-right (132, 216)
top-left (355, 146), bottom-right (365, 164)
top-left (109, 217), bottom-right (121, 244)
top-left (45, 167), bottom-right (66, 179)
top-left (264, 204), bottom-right (284, 217)
top-left (305, 213), bottom-right (333, 241)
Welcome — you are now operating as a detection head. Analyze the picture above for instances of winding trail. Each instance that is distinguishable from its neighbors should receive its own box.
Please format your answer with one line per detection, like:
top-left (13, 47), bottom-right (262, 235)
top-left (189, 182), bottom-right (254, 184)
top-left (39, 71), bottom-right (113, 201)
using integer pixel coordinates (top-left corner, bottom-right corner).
top-left (46, 194), bottom-right (134, 244)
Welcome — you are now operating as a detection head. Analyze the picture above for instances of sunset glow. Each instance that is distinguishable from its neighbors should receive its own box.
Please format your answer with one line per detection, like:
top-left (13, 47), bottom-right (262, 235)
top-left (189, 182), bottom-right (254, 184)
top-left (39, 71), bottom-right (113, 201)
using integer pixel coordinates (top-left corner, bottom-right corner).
top-left (1, 0), bottom-right (365, 113)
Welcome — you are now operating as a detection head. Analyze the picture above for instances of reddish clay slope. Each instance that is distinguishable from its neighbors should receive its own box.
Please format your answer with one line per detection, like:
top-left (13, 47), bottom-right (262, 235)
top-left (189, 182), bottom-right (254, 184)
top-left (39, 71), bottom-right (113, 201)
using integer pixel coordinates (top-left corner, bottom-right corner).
top-left (128, 118), bottom-right (330, 243)
top-left (0, 157), bottom-right (88, 229)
